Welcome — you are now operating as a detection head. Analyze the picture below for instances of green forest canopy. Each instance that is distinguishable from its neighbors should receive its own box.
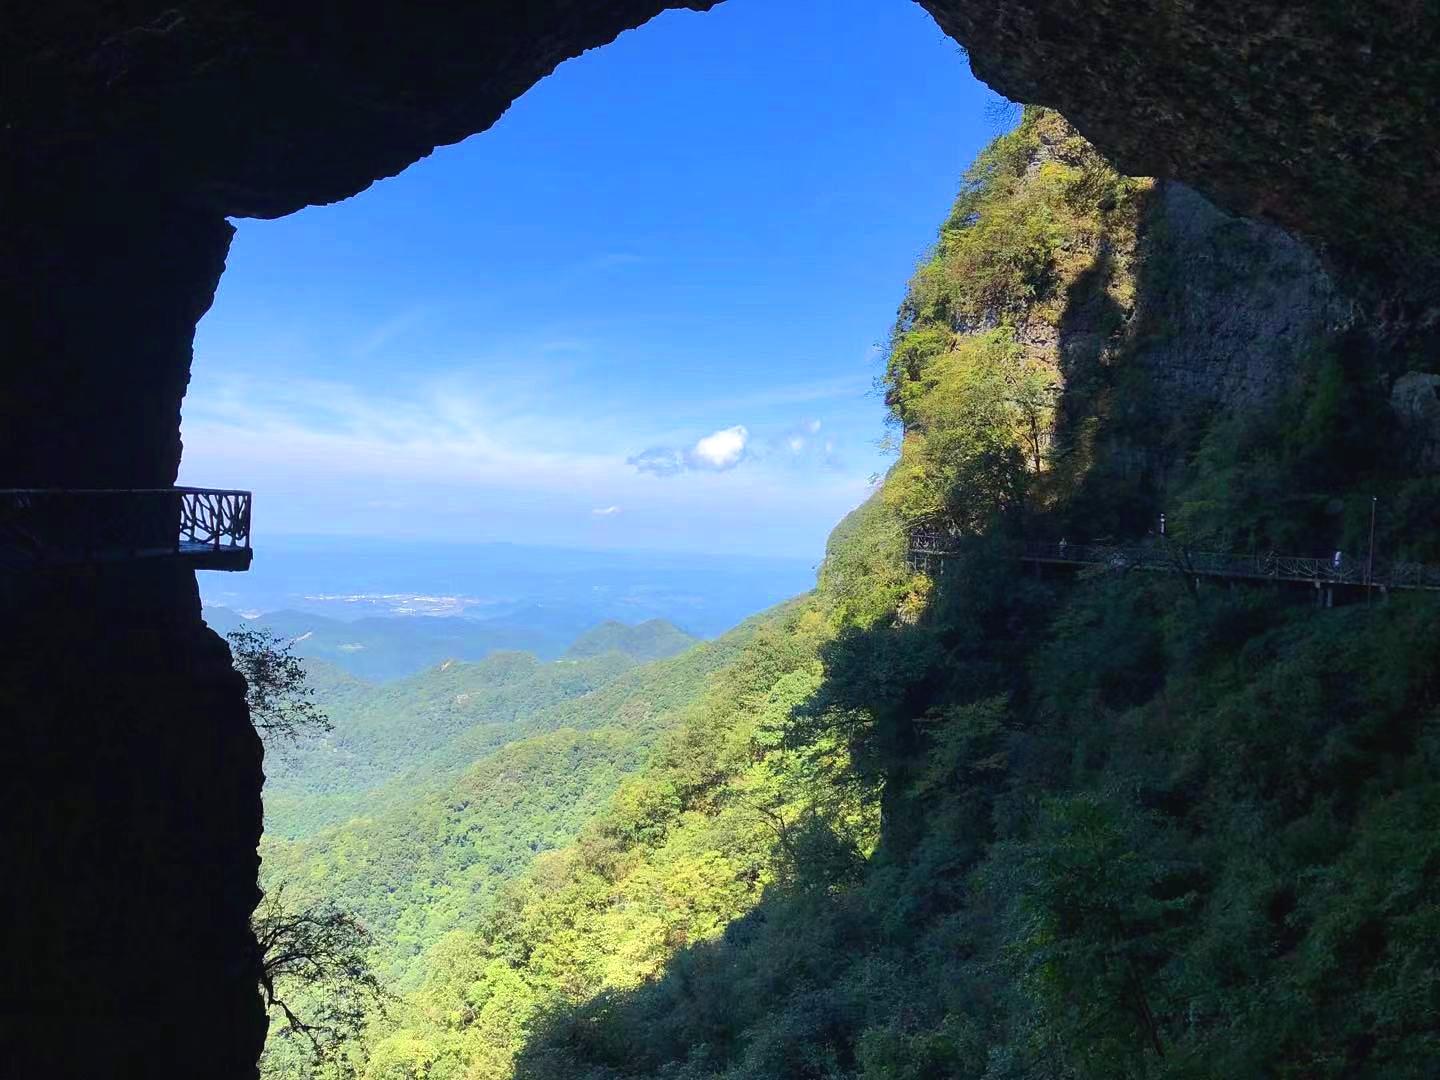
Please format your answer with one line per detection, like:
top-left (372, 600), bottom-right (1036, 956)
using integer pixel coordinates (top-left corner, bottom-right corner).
top-left (262, 110), bottom-right (1440, 1080)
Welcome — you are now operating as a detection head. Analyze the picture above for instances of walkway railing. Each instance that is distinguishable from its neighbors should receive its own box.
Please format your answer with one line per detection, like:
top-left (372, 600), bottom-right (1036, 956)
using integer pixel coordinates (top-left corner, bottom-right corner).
top-left (0, 488), bottom-right (253, 571)
top-left (907, 529), bottom-right (1440, 592)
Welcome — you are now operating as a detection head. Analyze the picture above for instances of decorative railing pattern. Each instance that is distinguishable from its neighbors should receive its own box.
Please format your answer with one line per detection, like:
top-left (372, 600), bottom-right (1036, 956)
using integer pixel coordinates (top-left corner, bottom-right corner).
top-left (906, 527), bottom-right (966, 559)
top-left (177, 488), bottom-right (252, 550)
top-left (0, 488), bottom-right (252, 570)
top-left (907, 529), bottom-right (1440, 592)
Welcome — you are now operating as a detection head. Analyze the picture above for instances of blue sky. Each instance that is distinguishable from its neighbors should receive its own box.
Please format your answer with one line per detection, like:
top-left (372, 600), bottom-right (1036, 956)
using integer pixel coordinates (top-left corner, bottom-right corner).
top-left (181, 0), bottom-right (1009, 560)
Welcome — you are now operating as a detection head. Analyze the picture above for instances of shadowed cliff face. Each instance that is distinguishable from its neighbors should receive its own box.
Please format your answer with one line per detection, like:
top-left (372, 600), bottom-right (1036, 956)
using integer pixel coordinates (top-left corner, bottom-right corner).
top-left (2, 3), bottom-right (1437, 1077)
top-left (8, 3), bottom-right (1436, 250)
top-left (0, 569), bottom-right (265, 1078)
top-left (922, 1), bottom-right (1440, 298)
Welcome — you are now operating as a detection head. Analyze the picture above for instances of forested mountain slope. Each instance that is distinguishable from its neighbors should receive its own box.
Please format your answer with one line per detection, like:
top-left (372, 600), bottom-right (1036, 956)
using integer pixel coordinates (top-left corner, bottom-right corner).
top-left (262, 622), bottom-right (697, 838)
top-left (565, 620), bottom-right (698, 663)
top-left (267, 111), bottom-right (1440, 1080)
top-left (264, 651), bottom-right (634, 837)
top-left (258, 613), bottom-right (771, 1075)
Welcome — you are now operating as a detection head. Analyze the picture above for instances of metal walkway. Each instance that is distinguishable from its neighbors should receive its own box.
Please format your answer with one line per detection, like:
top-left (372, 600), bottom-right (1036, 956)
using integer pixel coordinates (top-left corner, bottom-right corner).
top-left (0, 488), bottom-right (253, 571)
top-left (907, 530), bottom-right (1440, 593)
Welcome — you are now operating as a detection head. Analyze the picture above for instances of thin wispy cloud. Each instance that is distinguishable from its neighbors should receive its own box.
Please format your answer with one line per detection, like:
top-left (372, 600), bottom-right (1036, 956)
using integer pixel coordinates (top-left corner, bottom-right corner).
top-left (182, 372), bottom-right (625, 493)
top-left (628, 448), bottom-right (686, 477)
top-left (711, 374), bottom-right (872, 410)
top-left (537, 337), bottom-right (596, 355)
top-left (759, 419), bottom-right (845, 469)
top-left (352, 305), bottom-right (436, 359)
top-left (575, 252), bottom-right (652, 273)
top-left (182, 377), bottom-right (857, 500)
top-left (777, 418), bottom-right (824, 454)
top-left (180, 369), bottom-right (877, 555)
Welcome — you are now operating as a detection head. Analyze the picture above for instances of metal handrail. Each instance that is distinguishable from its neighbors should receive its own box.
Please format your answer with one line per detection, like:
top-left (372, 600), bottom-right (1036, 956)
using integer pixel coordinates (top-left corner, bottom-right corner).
top-left (0, 487), bottom-right (252, 569)
top-left (907, 530), bottom-right (1440, 592)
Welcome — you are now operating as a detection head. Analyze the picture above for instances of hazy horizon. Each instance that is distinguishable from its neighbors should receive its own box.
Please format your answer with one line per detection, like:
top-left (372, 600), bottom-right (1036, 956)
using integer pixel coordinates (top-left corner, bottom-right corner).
top-left (199, 533), bottom-right (819, 639)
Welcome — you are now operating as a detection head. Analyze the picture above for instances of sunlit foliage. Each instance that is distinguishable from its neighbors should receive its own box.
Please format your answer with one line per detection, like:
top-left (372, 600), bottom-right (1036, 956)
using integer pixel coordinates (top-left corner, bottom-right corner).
top-left (261, 108), bottom-right (1440, 1080)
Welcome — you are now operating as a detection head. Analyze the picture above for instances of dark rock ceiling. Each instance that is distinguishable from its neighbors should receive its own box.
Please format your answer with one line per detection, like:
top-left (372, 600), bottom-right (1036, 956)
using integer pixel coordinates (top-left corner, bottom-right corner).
top-left (8, 1), bottom-right (1436, 289)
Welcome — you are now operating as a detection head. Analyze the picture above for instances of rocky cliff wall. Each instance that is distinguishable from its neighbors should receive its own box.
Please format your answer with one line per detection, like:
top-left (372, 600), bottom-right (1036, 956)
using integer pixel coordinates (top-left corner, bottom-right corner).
top-left (920, 2), bottom-right (1440, 301)
top-left (1132, 182), bottom-right (1356, 412)
top-left (4, 4), bottom-right (1439, 1077)
top-left (0, 567), bottom-right (265, 1078)
top-left (1118, 181), bottom-right (1439, 476)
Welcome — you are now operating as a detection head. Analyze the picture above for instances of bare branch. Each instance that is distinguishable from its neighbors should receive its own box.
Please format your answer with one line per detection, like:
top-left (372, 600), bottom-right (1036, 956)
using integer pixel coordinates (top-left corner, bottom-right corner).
top-left (253, 885), bottom-right (391, 1063)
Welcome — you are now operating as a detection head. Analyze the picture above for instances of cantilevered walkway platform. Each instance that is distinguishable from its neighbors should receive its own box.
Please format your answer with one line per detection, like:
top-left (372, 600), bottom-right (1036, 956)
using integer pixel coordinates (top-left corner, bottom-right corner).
top-left (0, 488), bottom-right (252, 571)
top-left (908, 530), bottom-right (1440, 595)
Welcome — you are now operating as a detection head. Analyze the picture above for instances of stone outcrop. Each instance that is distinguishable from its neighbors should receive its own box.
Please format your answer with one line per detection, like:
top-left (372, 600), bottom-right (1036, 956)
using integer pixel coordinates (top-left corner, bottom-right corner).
top-left (920, 1), bottom-right (1440, 301)
top-left (1131, 182), bottom-right (1356, 411)
top-left (4, 3), bottom-right (1439, 1077)
top-left (1391, 372), bottom-right (1440, 472)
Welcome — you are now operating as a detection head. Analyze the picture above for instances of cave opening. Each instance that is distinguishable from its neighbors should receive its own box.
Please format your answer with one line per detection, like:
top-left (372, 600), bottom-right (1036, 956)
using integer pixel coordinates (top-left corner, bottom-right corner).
top-left (6, 1), bottom-right (1440, 1077)
top-left (188, 0), bottom-right (999, 1072)
top-left (184, 0), bottom-right (997, 569)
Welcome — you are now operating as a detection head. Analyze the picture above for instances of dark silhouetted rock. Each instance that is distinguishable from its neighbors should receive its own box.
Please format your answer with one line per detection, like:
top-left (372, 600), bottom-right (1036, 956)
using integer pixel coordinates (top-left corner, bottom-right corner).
top-left (3, 3), bottom-right (1438, 1076)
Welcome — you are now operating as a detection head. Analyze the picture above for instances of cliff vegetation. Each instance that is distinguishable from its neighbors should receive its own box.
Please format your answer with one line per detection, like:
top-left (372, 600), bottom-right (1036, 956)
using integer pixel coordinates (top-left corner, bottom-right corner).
top-left (264, 111), bottom-right (1440, 1080)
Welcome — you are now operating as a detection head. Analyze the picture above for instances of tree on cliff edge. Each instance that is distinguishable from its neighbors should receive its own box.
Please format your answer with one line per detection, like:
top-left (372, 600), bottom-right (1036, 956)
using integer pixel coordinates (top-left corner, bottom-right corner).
top-left (228, 625), bottom-right (333, 743)
top-left (229, 627), bottom-right (386, 1071)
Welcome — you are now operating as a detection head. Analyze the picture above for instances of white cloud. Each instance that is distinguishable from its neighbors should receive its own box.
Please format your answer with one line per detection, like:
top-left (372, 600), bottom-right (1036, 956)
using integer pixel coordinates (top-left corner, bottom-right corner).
top-left (802, 418), bottom-right (822, 434)
top-left (786, 435), bottom-right (806, 453)
top-left (689, 425), bottom-right (748, 470)
top-left (630, 425), bottom-right (750, 476)
top-left (592, 505), bottom-right (622, 516)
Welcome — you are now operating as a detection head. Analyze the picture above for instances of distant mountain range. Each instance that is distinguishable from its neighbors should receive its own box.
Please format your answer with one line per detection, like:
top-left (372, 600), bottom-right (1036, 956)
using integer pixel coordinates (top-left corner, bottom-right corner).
top-left (204, 605), bottom-right (697, 681)
top-left (199, 536), bottom-right (817, 641)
